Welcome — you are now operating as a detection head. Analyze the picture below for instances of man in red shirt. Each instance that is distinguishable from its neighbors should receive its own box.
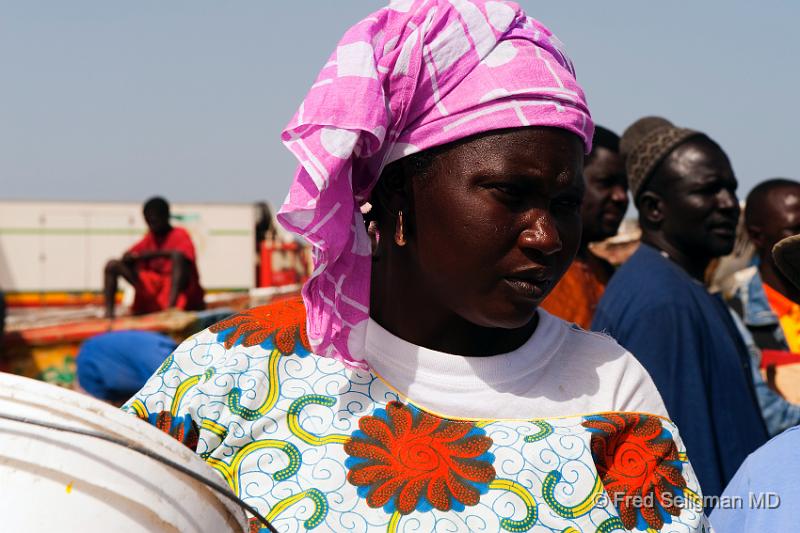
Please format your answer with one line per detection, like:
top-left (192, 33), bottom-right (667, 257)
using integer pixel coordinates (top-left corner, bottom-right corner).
top-left (104, 197), bottom-right (205, 318)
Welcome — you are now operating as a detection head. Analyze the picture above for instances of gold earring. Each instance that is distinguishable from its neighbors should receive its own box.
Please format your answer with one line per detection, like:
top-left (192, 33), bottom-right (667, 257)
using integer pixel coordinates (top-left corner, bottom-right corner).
top-left (394, 210), bottom-right (407, 246)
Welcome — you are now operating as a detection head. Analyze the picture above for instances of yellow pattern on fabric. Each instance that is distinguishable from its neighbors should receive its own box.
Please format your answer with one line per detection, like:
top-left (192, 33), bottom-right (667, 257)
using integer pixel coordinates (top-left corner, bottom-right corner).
top-left (171, 368), bottom-right (215, 416)
top-left (488, 479), bottom-right (538, 531)
top-left (542, 470), bottom-right (603, 518)
top-left (201, 418), bottom-right (228, 439)
top-left (387, 511), bottom-right (402, 533)
top-left (683, 486), bottom-right (702, 507)
top-left (288, 395), bottom-right (349, 446)
top-left (129, 399), bottom-right (147, 418)
top-left (226, 349), bottom-right (282, 420)
top-left (265, 489), bottom-right (327, 529)
top-left (205, 439), bottom-right (301, 496)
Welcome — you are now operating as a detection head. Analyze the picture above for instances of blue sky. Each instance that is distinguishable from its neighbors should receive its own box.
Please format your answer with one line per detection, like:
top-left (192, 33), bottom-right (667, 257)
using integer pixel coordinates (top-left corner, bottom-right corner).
top-left (3, 1), bottom-right (798, 208)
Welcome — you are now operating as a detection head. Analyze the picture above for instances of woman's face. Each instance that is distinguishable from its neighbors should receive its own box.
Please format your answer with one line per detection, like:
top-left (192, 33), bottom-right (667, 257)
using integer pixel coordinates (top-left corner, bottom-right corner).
top-left (403, 127), bottom-right (584, 330)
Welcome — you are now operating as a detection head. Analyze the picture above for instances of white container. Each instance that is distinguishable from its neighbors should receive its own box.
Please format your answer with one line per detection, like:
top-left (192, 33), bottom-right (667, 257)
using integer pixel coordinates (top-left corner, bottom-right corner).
top-left (0, 373), bottom-right (248, 532)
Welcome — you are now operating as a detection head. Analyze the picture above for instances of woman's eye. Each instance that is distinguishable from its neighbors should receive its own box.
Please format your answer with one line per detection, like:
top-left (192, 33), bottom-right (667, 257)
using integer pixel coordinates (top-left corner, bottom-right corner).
top-left (489, 183), bottom-right (522, 196)
top-left (552, 196), bottom-right (582, 211)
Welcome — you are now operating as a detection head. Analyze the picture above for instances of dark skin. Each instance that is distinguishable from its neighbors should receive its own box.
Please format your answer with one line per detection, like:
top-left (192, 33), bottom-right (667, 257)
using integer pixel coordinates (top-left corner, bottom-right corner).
top-left (370, 127), bottom-right (584, 357)
top-left (747, 183), bottom-right (800, 303)
top-left (580, 147), bottom-right (628, 247)
top-left (578, 146), bottom-right (627, 279)
top-left (638, 136), bottom-right (740, 281)
top-left (103, 207), bottom-right (190, 318)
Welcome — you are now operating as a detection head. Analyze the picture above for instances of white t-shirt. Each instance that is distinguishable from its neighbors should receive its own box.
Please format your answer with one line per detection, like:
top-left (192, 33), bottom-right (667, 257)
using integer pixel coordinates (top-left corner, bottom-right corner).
top-left (364, 309), bottom-right (669, 420)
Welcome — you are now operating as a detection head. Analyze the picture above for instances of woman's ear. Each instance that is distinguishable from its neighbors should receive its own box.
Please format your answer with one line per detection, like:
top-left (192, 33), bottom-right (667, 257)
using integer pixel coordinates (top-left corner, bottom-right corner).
top-left (371, 161), bottom-right (409, 221)
top-left (638, 191), bottom-right (665, 227)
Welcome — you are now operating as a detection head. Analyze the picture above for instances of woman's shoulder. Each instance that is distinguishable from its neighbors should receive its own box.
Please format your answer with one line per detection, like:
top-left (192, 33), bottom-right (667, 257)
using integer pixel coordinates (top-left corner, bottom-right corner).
top-left (552, 319), bottom-right (670, 418)
top-left (206, 295), bottom-right (311, 357)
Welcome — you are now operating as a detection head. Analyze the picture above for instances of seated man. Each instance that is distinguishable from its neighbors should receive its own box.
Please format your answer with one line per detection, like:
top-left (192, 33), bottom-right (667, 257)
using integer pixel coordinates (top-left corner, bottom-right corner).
top-left (104, 197), bottom-right (205, 318)
top-left (541, 125), bottom-right (628, 328)
top-left (592, 117), bottom-right (769, 499)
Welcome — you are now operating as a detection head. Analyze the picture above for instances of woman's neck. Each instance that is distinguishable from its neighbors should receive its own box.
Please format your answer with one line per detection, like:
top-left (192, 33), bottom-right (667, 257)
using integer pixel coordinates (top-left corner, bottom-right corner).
top-left (369, 257), bottom-right (538, 357)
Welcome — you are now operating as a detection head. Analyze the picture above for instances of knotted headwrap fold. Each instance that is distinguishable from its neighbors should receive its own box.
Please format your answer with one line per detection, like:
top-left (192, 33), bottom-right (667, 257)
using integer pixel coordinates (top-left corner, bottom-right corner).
top-left (278, 0), bottom-right (593, 366)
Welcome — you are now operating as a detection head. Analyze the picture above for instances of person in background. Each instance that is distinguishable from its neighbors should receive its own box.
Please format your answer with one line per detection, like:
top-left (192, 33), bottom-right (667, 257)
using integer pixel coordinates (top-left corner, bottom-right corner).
top-left (104, 197), bottom-right (205, 318)
top-left (254, 201), bottom-right (278, 250)
top-left (76, 330), bottom-right (177, 406)
top-left (733, 179), bottom-right (800, 353)
top-left (712, 233), bottom-right (800, 532)
top-left (540, 125), bottom-right (627, 328)
top-left (726, 178), bottom-right (800, 436)
top-left (254, 201), bottom-right (278, 285)
top-left (592, 116), bottom-right (769, 499)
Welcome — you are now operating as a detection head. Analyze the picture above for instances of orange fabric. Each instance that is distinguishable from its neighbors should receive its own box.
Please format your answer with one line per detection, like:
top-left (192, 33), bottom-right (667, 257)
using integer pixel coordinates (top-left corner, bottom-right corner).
top-left (763, 282), bottom-right (800, 354)
top-left (540, 258), bottom-right (607, 329)
top-left (129, 227), bottom-right (205, 314)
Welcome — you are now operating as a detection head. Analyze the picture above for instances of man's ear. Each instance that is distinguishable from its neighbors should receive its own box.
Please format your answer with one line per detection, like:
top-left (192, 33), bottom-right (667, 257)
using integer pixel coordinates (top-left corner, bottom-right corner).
top-left (638, 191), bottom-right (665, 227)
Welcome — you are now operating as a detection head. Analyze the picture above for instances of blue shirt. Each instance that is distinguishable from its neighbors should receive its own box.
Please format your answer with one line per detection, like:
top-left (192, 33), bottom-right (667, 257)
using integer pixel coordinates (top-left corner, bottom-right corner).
top-left (592, 244), bottom-right (769, 499)
top-left (711, 425), bottom-right (800, 532)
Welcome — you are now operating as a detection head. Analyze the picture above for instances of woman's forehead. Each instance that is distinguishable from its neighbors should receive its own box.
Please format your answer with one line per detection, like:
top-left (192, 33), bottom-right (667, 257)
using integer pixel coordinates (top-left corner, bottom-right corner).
top-left (432, 128), bottom-right (583, 173)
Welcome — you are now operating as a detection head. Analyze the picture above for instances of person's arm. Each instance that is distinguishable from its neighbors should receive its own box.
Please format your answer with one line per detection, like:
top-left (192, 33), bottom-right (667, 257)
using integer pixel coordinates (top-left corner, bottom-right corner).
top-left (729, 309), bottom-right (800, 435)
top-left (167, 251), bottom-right (190, 308)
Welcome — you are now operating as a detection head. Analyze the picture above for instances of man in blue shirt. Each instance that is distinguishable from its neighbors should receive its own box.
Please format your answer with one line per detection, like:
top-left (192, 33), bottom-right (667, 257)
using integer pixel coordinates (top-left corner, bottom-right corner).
top-left (592, 117), bottom-right (768, 500)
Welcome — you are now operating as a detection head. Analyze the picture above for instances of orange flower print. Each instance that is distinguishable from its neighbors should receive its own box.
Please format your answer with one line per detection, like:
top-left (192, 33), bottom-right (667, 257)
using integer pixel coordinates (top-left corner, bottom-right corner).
top-left (583, 413), bottom-right (687, 531)
top-left (210, 296), bottom-right (310, 355)
top-left (147, 410), bottom-right (200, 452)
top-left (344, 401), bottom-right (496, 515)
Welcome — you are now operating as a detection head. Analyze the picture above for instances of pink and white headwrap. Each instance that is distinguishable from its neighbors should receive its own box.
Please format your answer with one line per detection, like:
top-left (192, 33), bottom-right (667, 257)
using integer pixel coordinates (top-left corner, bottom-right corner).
top-left (278, 0), bottom-right (593, 367)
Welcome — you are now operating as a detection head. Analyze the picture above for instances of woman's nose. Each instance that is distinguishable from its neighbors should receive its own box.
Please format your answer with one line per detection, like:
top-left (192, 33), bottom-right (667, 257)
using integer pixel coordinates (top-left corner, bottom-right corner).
top-left (517, 213), bottom-right (563, 256)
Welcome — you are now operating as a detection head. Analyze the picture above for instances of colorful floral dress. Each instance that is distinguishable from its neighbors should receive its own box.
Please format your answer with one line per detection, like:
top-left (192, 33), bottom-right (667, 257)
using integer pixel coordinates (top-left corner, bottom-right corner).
top-left (124, 297), bottom-right (709, 532)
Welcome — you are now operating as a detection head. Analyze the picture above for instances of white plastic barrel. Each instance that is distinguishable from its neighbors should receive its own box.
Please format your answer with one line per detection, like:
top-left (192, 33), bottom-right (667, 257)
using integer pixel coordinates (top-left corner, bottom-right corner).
top-left (0, 372), bottom-right (248, 532)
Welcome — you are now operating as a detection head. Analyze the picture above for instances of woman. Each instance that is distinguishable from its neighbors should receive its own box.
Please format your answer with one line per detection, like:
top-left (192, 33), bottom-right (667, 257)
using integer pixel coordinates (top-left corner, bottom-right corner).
top-left (126, 2), bottom-right (708, 531)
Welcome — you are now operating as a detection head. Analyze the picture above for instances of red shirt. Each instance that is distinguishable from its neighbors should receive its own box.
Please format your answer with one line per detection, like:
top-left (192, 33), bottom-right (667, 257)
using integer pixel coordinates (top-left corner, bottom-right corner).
top-left (128, 226), bottom-right (205, 313)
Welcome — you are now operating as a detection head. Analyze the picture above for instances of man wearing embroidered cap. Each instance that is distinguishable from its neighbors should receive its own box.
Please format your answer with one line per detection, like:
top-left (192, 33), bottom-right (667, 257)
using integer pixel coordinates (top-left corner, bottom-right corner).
top-left (126, 4), bottom-right (708, 531)
top-left (593, 117), bottom-right (769, 500)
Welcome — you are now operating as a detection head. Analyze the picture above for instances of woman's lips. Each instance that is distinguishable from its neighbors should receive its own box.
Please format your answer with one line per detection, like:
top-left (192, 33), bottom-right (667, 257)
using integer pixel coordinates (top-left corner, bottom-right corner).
top-left (503, 276), bottom-right (551, 300)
